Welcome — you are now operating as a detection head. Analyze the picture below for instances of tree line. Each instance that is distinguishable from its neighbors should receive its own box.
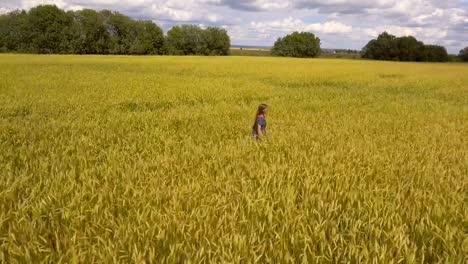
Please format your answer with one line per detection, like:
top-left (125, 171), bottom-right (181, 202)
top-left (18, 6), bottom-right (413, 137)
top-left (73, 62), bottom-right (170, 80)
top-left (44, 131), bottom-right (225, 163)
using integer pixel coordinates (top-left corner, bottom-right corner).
top-left (272, 31), bottom-right (467, 62)
top-left (0, 5), bottom-right (230, 55)
top-left (459, 47), bottom-right (468, 62)
top-left (1, 5), bottom-right (467, 61)
top-left (362, 32), bottom-right (450, 62)
top-left (270, 31), bottom-right (468, 62)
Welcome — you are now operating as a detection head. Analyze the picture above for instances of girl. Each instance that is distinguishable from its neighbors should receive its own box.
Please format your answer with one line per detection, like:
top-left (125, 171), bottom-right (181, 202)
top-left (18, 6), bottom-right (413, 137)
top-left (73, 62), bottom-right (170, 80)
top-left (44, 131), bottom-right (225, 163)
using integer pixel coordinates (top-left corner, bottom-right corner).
top-left (252, 103), bottom-right (268, 140)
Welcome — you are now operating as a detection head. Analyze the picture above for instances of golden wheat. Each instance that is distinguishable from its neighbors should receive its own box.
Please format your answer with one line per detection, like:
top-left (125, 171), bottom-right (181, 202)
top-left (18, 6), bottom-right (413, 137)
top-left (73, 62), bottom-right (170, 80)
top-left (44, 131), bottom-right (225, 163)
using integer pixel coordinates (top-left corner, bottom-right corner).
top-left (0, 54), bottom-right (467, 263)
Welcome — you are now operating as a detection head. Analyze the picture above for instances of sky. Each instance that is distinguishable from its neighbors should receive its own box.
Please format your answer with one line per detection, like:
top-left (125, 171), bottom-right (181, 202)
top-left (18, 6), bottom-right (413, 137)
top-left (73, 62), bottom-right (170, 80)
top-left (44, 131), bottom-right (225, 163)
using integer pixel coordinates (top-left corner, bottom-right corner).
top-left (1, 0), bottom-right (467, 53)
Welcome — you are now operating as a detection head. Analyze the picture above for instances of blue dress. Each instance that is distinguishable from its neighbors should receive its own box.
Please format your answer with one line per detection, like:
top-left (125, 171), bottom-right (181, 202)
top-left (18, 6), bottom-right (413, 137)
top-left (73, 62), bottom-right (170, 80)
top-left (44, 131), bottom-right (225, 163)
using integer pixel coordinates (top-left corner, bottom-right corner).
top-left (252, 114), bottom-right (266, 137)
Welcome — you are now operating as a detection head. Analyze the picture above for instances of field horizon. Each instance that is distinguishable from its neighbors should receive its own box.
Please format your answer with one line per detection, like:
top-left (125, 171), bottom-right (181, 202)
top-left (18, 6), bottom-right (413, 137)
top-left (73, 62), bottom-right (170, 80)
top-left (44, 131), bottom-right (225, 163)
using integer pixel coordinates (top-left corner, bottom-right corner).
top-left (1, 55), bottom-right (467, 262)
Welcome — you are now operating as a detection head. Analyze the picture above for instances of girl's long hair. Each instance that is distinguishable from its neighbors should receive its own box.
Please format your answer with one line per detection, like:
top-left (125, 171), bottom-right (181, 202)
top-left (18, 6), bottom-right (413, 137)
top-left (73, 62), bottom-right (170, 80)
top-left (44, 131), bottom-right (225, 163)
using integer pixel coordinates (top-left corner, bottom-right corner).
top-left (253, 103), bottom-right (268, 129)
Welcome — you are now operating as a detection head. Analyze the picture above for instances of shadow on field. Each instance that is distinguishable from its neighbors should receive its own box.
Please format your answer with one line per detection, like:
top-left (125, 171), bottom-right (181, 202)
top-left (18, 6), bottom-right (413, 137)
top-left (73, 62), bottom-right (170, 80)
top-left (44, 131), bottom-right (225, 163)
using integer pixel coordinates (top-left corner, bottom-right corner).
top-left (114, 96), bottom-right (272, 113)
top-left (378, 74), bottom-right (405, 79)
top-left (115, 102), bottom-right (174, 112)
top-left (0, 106), bottom-right (32, 119)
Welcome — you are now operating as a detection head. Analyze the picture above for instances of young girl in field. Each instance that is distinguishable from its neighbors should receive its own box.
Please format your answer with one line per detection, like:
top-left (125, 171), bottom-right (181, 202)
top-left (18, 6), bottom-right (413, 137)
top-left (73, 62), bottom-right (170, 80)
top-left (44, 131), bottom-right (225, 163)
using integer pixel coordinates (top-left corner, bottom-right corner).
top-left (252, 104), bottom-right (268, 140)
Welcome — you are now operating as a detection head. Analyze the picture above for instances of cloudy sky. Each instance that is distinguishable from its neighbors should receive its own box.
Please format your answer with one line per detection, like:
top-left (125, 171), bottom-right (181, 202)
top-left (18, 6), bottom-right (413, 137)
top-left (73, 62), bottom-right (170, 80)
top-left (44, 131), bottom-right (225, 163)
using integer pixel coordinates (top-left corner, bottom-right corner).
top-left (1, 0), bottom-right (467, 53)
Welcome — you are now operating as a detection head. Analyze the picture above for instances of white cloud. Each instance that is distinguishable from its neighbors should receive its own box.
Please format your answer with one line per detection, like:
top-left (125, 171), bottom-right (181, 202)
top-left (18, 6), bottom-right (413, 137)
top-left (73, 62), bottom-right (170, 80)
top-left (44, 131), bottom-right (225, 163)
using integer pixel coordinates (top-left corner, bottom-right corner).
top-left (0, 7), bottom-right (11, 14)
top-left (296, 0), bottom-right (395, 13)
top-left (250, 17), bottom-right (352, 35)
top-left (363, 25), bottom-right (448, 42)
top-left (150, 4), bottom-right (195, 21)
top-left (203, 0), bottom-right (289, 11)
top-left (21, 0), bottom-right (67, 9)
top-left (305, 21), bottom-right (353, 34)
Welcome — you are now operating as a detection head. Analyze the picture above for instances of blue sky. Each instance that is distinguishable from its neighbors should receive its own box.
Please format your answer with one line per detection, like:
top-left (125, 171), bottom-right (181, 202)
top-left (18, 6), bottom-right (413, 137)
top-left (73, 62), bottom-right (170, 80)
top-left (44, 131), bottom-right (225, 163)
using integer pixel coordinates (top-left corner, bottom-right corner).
top-left (1, 0), bottom-right (467, 53)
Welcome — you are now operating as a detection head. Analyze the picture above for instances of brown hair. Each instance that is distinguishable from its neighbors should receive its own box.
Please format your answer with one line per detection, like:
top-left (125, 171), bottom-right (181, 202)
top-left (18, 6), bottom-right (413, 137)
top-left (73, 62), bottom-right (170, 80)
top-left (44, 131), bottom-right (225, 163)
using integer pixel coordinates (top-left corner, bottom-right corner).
top-left (253, 103), bottom-right (268, 129)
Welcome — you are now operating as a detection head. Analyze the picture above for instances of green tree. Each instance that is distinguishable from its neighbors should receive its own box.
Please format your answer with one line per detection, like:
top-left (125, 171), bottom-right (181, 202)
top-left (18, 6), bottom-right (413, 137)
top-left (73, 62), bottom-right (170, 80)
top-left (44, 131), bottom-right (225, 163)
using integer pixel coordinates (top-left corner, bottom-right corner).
top-left (100, 10), bottom-right (136, 54)
top-left (363, 32), bottom-right (449, 62)
top-left (27, 5), bottom-right (73, 53)
top-left (362, 32), bottom-right (399, 60)
top-left (272, 32), bottom-right (321, 58)
top-left (396, 36), bottom-right (425, 61)
top-left (203, 27), bottom-right (230, 55)
top-left (0, 10), bottom-right (29, 52)
top-left (166, 25), bottom-right (207, 55)
top-left (424, 45), bottom-right (448, 62)
top-left (164, 25), bottom-right (184, 55)
top-left (0, 5), bottom-right (229, 56)
top-left (459, 47), bottom-right (468, 62)
top-left (69, 9), bottom-right (110, 54)
top-left (129, 20), bottom-right (165, 55)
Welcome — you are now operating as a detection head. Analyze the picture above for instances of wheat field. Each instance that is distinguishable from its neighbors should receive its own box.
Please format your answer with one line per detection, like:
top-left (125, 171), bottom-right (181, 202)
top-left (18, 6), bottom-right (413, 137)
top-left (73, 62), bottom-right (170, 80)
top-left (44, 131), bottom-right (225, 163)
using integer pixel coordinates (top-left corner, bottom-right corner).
top-left (0, 54), bottom-right (467, 263)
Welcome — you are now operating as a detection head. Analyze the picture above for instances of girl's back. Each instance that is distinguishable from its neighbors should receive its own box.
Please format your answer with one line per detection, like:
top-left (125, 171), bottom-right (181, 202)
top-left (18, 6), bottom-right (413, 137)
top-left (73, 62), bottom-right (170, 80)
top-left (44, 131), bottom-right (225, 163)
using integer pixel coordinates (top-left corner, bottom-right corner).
top-left (252, 104), bottom-right (268, 140)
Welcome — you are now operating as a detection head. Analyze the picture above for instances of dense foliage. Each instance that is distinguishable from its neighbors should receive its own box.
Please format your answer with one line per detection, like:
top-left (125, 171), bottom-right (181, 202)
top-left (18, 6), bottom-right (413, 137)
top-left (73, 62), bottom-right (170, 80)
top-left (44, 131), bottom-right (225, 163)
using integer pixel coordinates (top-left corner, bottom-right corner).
top-left (272, 32), bottom-right (321, 58)
top-left (166, 25), bottom-right (230, 55)
top-left (459, 47), bottom-right (468, 61)
top-left (0, 5), bottom-right (230, 55)
top-left (363, 32), bottom-right (449, 62)
top-left (1, 55), bottom-right (466, 262)
top-left (332, 49), bottom-right (361, 54)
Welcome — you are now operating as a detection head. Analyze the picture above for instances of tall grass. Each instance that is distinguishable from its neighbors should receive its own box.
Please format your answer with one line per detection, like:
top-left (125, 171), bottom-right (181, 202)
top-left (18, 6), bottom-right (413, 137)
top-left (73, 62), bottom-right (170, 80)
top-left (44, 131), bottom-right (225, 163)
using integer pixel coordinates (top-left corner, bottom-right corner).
top-left (0, 55), bottom-right (467, 263)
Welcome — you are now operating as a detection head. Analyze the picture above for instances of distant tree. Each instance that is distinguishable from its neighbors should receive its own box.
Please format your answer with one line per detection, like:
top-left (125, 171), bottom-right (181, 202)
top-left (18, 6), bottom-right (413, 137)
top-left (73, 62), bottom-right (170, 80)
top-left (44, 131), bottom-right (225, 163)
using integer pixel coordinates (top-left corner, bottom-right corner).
top-left (69, 9), bottom-right (110, 54)
top-left (362, 32), bottom-right (399, 60)
top-left (164, 25), bottom-right (184, 55)
top-left (203, 27), bottom-right (230, 55)
top-left (100, 10), bottom-right (137, 54)
top-left (396, 36), bottom-right (425, 61)
top-left (272, 32), bottom-right (321, 58)
top-left (166, 25), bottom-right (207, 55)
top-left (60, 9), bottom-right (164, 55)
top-left (27, 5), bottom-right (73, 53)
top-left (448, 54), bottom-right (461, 62)
top-left (0, 15), bottom-right (5, 52)
top-left (0, 5), bottom-right (228, 56)
top-left (424, 45), bottom-right (448, 62)
top-left (363, 32), bottom-right (449, 62)
top-left (0, 10), bottom-right (29, 52)
top-left (459, 47), bottom-right (468, 62)
top-left (333, 49), bottom-right (360, 54)
top-left (129, 20), bottom-right (165, 55)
